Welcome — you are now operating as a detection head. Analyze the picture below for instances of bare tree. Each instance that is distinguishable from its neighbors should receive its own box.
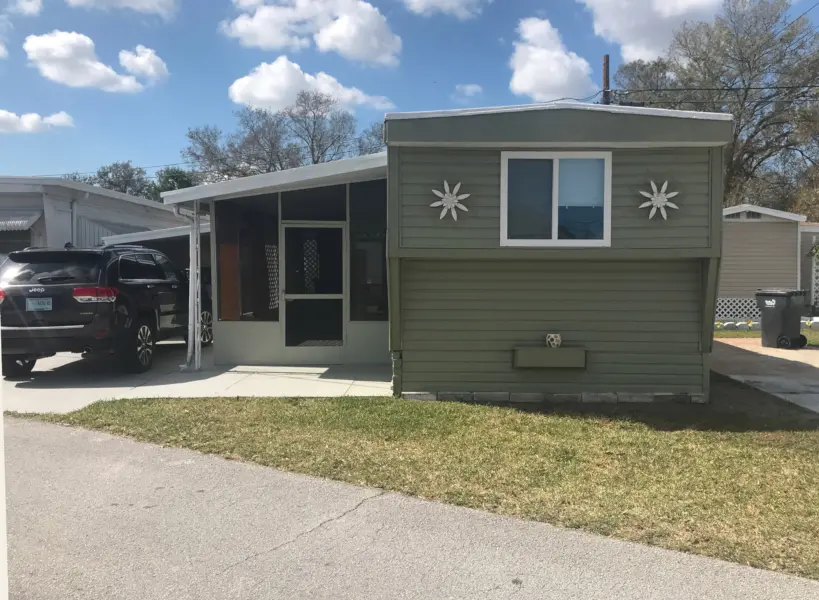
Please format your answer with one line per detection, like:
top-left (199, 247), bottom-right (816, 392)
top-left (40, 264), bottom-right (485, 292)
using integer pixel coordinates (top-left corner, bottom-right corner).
top-left (183, 91), bottom-right (383, 181)
top-left (614, 0), bottom-right (819, 207)
top-left (284, 91), bottom-right (357, 164)
top-left (357, 121), bottom-right (386, 155)
top-left (183, 111), bottom-right (301, 182)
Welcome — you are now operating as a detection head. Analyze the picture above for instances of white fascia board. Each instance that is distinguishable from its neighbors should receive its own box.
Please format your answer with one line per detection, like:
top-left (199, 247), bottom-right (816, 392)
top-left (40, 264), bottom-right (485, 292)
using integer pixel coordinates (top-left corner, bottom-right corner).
top-left (385, 101), bottom-right (733, 122)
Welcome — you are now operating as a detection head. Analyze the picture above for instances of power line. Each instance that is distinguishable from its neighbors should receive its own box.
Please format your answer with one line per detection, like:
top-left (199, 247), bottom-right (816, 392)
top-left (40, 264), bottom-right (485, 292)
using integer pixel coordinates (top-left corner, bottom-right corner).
top-left (770, 0), bottom-right (819, 40)
top-left (621, 84), bottom-right (819, 93)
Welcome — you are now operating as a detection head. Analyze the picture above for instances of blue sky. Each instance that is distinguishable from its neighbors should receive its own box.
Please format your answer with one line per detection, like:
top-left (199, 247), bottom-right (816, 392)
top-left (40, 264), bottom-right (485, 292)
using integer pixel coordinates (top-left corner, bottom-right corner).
top-left (0, 0), bottom-right (766, 178)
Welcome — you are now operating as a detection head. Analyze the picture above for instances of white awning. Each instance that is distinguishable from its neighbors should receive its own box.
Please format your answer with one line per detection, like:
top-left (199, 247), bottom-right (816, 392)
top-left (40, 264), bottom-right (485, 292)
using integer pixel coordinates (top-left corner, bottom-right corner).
top-left (0, 212), bottom-right (42, 232)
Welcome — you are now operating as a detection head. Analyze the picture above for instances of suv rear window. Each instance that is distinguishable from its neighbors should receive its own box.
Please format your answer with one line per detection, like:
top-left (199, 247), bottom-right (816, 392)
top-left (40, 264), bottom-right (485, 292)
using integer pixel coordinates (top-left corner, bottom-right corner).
top-left (0, 252), bottom-right (102, 286)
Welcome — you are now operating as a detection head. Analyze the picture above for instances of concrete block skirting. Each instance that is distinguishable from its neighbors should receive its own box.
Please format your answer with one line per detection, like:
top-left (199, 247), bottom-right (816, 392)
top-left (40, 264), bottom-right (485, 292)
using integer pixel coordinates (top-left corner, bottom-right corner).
top-left (401, 392), bottom-right (706, 404)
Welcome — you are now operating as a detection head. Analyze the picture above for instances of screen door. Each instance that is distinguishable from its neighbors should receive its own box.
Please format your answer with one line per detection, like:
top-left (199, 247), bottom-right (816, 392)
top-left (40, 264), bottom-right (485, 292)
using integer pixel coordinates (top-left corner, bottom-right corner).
top-left (283, 226), bottom-right (344, 347)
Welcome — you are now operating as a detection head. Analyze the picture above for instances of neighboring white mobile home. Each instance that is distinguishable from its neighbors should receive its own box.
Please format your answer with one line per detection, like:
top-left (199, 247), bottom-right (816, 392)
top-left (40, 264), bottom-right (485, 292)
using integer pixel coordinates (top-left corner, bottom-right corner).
top-left (0, 177), bottom-right (189, 259)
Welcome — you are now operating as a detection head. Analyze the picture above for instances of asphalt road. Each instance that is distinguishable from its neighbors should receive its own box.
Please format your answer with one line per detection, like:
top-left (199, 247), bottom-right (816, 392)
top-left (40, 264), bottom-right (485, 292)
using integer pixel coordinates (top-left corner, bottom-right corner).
top-left (7, 418), bottom-right (819, 600)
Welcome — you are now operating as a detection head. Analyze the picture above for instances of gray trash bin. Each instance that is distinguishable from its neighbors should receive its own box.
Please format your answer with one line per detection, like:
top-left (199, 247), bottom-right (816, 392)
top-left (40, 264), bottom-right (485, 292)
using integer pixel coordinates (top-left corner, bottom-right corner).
top-left (755, 289), bottom-right (808, 349)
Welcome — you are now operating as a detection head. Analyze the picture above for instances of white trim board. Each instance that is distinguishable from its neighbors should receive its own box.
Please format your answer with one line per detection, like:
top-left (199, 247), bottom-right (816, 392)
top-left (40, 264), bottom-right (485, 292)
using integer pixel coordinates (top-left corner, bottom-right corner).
top-left (500, 151), bottom-right (612, 248)
top-left (722, 204), bottom-right (806, 222)
top-left (387, 141), bottom-right (728, 148)
top-left (385, 101), bottom-right (733, 122)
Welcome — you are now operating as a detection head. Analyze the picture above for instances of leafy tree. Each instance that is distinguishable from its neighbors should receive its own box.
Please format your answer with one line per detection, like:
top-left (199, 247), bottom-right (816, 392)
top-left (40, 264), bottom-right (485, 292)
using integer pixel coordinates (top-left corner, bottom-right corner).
top-left (183, 90), bottom-right (384, 181)
top-left (64, 161), bottom-right (154, 198)
top-left (64, 162), bottom-right (199, 202)
top-left (613, 0), bottom-right (819, 207)
top-left (148, 166), bottom-right (200, 201)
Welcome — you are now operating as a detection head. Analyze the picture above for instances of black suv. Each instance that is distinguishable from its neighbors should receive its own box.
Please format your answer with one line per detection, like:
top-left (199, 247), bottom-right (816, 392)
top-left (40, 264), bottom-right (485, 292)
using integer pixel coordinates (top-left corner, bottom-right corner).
top-left (0, 245), bottom-right (213, 378)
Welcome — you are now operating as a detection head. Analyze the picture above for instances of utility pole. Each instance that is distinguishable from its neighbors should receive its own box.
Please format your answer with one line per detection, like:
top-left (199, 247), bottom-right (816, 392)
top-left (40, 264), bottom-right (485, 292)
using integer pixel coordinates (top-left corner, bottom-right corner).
top-left (602, 54), bottom-right (611, 105)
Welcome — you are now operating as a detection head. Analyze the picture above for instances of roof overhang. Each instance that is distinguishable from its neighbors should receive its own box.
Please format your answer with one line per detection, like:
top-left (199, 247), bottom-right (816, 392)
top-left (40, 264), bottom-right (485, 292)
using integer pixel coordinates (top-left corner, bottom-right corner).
top-left (723, 204), bottom-right (806, 222)
top-left (162, 152), bottom-right (388, 206)
top-left (101, 223), bottom-right (212, 246)
top-left (0, 177), bottom-right (182, 215)
top-left (0, 211), bottom-right (43, 231)
top-left (385, 102), bottom-right (734, 147)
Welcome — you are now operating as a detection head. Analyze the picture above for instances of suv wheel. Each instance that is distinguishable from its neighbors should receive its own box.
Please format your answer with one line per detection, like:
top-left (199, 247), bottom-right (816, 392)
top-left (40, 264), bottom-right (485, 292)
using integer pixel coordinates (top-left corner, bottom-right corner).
top-left (123, 318), bottom-right (155, 373)
top-left (201, 309), bottom-right (214, 346)
top-left (2, 356), bottom-right (36, 379)
top-left (186, 309), bottom-right (214, 347)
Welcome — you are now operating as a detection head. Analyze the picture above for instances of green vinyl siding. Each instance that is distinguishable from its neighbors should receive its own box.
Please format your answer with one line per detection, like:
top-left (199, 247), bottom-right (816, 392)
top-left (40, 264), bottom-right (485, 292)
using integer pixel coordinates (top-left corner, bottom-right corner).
top-left (398, 148), bottom-right (711, 251)
top-left (400, 259), bottom-right (705, 394)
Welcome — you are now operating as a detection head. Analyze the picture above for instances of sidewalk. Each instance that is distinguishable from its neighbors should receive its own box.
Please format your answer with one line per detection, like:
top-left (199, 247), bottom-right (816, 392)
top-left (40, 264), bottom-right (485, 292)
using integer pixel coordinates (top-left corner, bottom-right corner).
top-left (712, 338), bottom-right (819, 413)
top-left (7, 418), bottom-right (818, 600)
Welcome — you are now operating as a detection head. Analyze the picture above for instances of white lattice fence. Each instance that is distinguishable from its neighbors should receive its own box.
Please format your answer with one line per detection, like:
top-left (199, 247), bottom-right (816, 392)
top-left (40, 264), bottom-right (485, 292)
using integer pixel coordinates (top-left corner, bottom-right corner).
top-left (716, 297), bottom-right (760, 321)
top-left (813, 252), bottom-right (819, 306)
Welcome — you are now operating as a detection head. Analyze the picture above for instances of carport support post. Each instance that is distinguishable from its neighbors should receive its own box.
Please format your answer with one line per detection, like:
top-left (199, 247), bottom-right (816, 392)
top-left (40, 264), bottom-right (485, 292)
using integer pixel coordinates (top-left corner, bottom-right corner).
top-left (185, 210), bottom-right (196, 368)
top-left (193, 201), bottom-right (202, 371)
top-left (0, 314), bottom-right (9, 600)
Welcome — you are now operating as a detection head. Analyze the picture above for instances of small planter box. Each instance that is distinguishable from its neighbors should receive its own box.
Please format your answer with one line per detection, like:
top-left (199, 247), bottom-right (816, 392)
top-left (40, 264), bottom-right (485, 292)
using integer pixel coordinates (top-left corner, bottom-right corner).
top-left (513, 346), bottom-right (587, 369)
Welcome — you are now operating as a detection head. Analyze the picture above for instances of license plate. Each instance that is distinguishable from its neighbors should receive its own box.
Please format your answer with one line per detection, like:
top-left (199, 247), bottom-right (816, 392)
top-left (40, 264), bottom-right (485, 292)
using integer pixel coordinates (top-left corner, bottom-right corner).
top-left (26, 298), bottom-right (52, 312)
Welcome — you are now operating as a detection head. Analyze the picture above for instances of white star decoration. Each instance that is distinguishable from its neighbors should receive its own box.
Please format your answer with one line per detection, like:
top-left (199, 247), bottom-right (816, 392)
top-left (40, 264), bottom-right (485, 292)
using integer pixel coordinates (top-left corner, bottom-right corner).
top-left (639, 181), bottom-right (679, 220)
top-left (431, 181), bottom-right (470, 221)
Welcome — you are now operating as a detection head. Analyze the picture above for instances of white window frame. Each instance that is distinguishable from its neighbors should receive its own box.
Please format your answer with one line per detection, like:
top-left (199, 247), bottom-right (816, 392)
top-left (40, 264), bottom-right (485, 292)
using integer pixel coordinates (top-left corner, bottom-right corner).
top-left (500, 151), bottom-right (612, 248)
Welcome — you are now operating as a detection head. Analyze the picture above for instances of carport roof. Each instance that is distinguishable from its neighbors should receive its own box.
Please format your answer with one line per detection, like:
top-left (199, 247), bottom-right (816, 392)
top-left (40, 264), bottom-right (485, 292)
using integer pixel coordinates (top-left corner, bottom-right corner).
top-left (101, 223), bottom-right (211, 246)
top-left (161, 152), bottom-right (388, 206)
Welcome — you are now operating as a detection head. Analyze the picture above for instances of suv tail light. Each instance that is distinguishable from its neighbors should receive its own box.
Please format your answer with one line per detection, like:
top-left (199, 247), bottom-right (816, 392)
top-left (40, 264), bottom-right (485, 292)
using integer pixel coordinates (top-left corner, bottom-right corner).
top-left (73, 286), bottom-right (118, 303)
top-left (0, 288), bottom-right (4, 305)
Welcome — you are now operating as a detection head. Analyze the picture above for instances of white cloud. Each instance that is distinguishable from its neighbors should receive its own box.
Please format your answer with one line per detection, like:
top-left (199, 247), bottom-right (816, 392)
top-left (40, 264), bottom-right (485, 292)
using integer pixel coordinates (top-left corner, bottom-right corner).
top-left (509, 18), bottom-right (596, 102)
top-left (0, 14), bottom-right (11, 59)
top-left (119, 45), bottom-right (169, 82)
top-left (452, 83), bottom-right (482, 104)
top-left (222, 0), bottom-right (402, 67)
top-left (0, 109), bottom-right (74, 133)
top-left (64, 0), bottom-right (177, 18)
top-left (9, 0), bottom-right (43, 16)
top-left (401, 0), bottom-right (488, 19)
top-left (577, 0), bottom-right (721, 61)
top-left (228, 55), bottom-right (394, 111)
top-left (24, 30), bottom-right (143, 92)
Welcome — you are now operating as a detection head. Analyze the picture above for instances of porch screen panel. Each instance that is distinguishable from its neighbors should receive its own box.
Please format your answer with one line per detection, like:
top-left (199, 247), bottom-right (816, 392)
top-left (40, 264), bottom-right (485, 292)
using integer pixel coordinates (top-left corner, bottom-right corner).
top-left (281, 185), bottom-right (347, 221)
top-left (216, 196), bottom-right (279, 321)
top-left (215, 202), bottom-right (240, 320)
top-left (349, 179), bottom-right (388, 321)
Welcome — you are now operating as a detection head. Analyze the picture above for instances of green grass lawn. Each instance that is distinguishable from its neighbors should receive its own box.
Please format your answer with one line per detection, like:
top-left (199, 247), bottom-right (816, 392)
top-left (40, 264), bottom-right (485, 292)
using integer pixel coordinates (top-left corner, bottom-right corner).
top-left (17, 374), bottom-right (819, 580)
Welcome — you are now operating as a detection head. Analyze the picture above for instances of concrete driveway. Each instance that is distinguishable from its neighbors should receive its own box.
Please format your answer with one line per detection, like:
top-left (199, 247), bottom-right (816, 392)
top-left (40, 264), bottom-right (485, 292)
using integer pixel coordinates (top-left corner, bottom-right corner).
top-left (8, 418), bottom-right (818, 600)
top-left (712, 339), bottom-right (819, 413)
top-left (3, 343), bottom-right (391, 414)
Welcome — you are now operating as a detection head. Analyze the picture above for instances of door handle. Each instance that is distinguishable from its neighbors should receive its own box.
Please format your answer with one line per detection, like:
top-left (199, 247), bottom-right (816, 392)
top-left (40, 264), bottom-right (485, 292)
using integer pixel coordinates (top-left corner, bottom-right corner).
top-left (171, 285), bottom-right (178, 289)
top-left (146, 284), bottom-right (155, 289)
